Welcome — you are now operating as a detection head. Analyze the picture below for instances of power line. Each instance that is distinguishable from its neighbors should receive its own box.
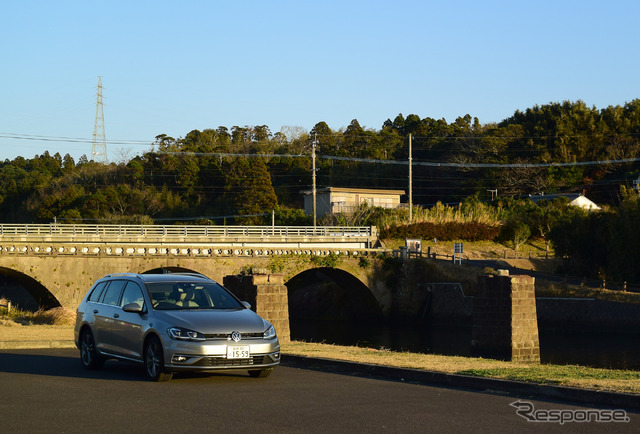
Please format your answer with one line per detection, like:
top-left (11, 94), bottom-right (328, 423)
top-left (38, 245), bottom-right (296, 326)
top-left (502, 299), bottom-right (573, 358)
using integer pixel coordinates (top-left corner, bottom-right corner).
top-left (155, 151), bottom-right (307, 158)
top-left (0, 133), bottom-right (150, 146)
top-left (150, 150), bottom-right (640, 168)
top-left (319, 154), bottom-right (640, 168)
top-left (3, 133), bottom-right (640, 169)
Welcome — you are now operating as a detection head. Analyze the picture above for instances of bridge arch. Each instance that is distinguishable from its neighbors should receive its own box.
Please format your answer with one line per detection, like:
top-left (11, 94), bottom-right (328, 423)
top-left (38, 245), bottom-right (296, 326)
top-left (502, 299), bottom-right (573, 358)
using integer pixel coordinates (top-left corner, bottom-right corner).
top-left (286, 266), bottom-right (384, 324)
top-left (0, 267), bottom-right (61, 311)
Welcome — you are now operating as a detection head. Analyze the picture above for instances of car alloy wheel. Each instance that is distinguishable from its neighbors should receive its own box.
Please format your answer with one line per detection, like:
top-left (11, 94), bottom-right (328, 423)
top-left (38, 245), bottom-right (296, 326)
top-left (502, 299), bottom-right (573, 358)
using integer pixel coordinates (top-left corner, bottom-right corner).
top-left (144, 336), bottom-right (173, 382)
top-left (80, 329), bottom-right (104, 370)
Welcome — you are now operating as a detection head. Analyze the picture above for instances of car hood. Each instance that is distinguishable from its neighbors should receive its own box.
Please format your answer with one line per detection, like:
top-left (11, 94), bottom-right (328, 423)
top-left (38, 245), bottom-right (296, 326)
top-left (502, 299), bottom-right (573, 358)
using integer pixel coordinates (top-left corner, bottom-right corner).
top-left (153, 308), bottom-right (269, 334)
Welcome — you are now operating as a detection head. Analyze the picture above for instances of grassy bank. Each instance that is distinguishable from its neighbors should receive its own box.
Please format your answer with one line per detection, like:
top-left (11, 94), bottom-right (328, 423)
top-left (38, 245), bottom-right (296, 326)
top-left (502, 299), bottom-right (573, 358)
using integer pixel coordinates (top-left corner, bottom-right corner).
top-left (281, 341), bottom-right (640, 395)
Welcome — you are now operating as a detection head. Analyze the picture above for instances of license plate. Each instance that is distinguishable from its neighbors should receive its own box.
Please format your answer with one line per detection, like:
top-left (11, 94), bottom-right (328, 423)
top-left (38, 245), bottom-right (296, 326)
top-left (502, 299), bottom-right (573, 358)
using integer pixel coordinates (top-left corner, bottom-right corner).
top-left (227, 345), bottom-right (250, 359)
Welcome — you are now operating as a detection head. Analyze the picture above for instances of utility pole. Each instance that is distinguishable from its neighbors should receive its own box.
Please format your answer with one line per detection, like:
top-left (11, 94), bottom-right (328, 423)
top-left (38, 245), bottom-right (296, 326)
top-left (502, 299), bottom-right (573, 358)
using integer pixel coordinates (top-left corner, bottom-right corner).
top-left (312, 134), bottom-right (317, 227)
top-left (408, 133), bottom-right (413, 224)
top-left (91, 76), bottom-right (107, 163)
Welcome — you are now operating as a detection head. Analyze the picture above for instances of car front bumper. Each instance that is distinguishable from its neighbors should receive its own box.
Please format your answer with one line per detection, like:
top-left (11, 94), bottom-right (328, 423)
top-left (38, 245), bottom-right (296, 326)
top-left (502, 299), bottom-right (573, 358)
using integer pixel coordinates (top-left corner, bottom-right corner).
top-left (162, 338), bottom-right (281, 371)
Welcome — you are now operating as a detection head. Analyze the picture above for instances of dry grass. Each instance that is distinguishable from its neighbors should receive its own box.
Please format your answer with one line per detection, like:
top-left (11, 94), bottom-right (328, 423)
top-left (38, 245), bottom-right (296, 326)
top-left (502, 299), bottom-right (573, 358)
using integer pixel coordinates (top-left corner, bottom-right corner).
top-left (377, 202), bottom-right (503, 229)
top-left (282, 341), bottom-right (640, 395)
top-left (0, 306), bottom-right (76, 326)
top-left (535, 280), bottom-right (640, 305)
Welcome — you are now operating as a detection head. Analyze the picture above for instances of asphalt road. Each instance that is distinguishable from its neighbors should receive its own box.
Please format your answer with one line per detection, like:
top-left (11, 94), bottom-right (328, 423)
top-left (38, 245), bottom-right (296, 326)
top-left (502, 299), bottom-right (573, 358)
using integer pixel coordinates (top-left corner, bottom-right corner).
top-left (0, 348), bottom-right (636, 433)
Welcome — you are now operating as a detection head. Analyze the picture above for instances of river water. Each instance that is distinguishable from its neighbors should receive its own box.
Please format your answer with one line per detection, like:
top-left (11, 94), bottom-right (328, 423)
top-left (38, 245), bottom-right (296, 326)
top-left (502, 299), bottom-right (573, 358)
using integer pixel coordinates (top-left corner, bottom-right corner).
top-left (291, 320), bottom-right (640, 371)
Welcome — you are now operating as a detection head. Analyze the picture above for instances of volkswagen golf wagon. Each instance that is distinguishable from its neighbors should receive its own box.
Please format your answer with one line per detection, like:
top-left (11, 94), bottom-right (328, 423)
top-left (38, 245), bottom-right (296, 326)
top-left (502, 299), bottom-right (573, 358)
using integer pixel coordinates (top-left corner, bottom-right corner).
top-left (74, 272), bottom-right (280, 381)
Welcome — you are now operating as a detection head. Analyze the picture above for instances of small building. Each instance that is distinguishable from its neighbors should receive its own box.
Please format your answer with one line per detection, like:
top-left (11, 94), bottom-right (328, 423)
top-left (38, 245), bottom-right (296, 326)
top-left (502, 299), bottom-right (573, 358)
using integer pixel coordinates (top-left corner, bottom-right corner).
top-left (301, 187), bottom-right (405, 217)
top-left (569, 194), bottom-right (600, 210)
top-left (528, 193), bottom-right (600, 211)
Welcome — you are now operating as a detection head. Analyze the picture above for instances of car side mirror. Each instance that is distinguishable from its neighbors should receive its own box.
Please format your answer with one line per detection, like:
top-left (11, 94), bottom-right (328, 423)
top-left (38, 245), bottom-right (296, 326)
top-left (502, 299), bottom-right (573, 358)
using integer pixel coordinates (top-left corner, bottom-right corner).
top-left (122, 302), bottom-right (144, 314)
top-left (241, 301), bottom-right (251, 310)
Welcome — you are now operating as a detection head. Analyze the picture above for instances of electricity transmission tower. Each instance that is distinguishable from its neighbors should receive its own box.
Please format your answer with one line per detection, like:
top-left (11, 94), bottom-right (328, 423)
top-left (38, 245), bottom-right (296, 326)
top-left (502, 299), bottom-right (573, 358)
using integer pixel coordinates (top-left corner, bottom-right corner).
top-left (91, 76), bottom-right (107, 162)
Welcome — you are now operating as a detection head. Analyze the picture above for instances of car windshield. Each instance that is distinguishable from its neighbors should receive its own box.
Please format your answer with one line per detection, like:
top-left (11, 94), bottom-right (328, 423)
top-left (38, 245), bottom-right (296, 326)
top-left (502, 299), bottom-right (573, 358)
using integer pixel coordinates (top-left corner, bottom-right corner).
top-left (147, 282), bottom-right (244, 310)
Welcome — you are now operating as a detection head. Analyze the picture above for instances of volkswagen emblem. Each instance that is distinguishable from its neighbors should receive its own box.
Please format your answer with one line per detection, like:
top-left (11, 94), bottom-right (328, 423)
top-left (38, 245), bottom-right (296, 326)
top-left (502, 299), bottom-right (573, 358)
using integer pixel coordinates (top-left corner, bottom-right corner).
top-left (231, 331), bottom-right (242, 342)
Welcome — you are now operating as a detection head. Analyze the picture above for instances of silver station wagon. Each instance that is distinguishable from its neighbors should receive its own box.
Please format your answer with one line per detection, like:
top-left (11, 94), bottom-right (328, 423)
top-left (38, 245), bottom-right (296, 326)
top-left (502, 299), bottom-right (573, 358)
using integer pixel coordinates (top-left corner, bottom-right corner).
top-left (74, 273), bottom-right (280, 381)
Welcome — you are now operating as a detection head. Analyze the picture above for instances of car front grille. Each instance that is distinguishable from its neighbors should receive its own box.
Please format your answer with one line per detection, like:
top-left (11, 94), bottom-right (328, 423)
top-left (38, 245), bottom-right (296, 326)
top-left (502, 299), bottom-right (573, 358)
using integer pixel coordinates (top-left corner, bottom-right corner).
top-left (191, 355), bottom-right (272, 367)
top-left (204, 332), bottom-right (264, 340)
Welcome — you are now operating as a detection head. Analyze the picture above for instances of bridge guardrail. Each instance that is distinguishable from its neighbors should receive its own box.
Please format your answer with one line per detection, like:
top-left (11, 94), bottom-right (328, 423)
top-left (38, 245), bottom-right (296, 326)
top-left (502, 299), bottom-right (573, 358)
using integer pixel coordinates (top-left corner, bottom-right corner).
top-left (0, 224), bottom-right (376, 241)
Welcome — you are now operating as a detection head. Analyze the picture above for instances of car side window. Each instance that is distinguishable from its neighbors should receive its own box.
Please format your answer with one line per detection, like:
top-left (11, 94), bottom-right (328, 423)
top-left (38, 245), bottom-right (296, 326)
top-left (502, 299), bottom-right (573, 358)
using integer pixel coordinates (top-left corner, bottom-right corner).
top-left (88, 281), bottom-right (107, 302)
top-left (121, 281), bottom-right (145, 309)
top-left (100, 280), bottom-right (126, 306)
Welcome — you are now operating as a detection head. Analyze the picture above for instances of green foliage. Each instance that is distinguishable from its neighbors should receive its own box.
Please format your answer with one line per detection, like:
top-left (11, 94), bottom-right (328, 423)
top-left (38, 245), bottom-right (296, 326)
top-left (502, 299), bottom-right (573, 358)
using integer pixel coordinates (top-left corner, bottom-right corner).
top-left (267, 256), bottom-right (288, 274)
top-left (499, 219), bottom-right (531, 251)
top-left (226, 157), bottom-right (278, 225)
top-left (274, 206), bottom-right (312, 225)
top-left (309, 253), bottom-right (341, 268)
top-left (522, 198), bottom-right (569, 251)
top-left (358, 256), bottom-right (370, 269)
top-left (382, 221), bottom-right (500, 241)
top-left (1, 98), bottom-right (640, 229)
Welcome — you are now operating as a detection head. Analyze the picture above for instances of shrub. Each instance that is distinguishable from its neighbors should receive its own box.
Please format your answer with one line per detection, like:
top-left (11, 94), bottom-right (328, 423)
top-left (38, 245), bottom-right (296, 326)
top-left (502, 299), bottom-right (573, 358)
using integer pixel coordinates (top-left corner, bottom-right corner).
top-left (381, 221), bottom-right (500, 241)
top-left (499, 219), bottom-right (531, 251)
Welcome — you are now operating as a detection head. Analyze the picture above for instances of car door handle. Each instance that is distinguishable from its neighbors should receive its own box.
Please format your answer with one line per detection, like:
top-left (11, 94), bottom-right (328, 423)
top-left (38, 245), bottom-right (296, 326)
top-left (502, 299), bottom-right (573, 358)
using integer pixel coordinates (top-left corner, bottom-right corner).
top-left (113, 313), bottom-right (119, 318)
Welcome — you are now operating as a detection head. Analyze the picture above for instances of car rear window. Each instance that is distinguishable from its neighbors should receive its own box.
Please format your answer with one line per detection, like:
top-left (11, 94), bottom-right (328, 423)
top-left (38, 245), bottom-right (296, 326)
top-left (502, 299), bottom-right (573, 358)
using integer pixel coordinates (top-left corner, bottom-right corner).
top-left (88, 281), bottom-right (107, 302)
top-left (100, 280), bottom-right (127, 306)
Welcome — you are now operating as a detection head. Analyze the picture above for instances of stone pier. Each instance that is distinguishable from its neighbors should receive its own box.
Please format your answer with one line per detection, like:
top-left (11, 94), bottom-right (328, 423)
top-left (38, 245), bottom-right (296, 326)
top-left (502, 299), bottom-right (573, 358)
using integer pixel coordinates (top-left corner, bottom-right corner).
top-left (472, 274), bottom-right (540, 363)
top-left (223, 274), bottom-right (291, 343)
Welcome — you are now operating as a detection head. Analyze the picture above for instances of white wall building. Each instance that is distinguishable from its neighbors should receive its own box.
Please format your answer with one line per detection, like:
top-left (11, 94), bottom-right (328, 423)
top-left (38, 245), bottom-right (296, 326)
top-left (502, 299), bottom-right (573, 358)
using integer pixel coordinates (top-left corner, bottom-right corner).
top-left (301, 187), bottom-right (405, 217)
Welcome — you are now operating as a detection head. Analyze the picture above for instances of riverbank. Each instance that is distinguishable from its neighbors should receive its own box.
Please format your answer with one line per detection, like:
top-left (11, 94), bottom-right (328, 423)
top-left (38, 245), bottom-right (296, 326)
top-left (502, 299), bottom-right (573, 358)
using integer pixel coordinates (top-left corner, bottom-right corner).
top-left (0, 324), bottom-right (638, 397)
top-left (283, 341), bottom-right (640, 396)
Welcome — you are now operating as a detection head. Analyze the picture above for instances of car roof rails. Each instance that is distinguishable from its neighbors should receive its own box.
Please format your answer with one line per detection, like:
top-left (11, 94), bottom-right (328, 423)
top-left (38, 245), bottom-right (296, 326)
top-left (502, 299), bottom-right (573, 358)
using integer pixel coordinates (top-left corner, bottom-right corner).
top-left (104, 273), bottom-right (142, 279)
top-left (164, 272), bottom-right (212, 279)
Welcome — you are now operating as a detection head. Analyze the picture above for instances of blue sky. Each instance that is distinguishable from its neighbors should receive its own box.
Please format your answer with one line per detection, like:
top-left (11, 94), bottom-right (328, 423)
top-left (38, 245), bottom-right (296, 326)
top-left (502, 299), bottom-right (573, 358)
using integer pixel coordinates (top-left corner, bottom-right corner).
top-left (1, 0), bottom-right (639, 162)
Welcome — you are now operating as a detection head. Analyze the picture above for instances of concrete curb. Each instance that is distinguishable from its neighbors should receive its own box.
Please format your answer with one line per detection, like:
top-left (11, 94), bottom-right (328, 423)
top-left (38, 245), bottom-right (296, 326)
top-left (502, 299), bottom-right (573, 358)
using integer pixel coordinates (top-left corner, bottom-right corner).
top-left (281, 354), bottom-right (640, 411)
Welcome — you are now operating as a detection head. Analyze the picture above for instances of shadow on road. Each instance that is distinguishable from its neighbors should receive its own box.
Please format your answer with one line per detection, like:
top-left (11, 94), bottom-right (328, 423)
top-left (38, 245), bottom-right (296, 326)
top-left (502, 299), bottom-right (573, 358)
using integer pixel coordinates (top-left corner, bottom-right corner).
top-left (0, 348), bottom-right (266, 382)
top-left (0, 348), bottom-right (146, 381)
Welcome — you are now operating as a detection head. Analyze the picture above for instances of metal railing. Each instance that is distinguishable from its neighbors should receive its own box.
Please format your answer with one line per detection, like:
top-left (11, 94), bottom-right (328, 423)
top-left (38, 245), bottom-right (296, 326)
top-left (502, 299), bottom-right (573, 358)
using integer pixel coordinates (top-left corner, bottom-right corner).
top-left (0, 224), bottom-right (375, 240)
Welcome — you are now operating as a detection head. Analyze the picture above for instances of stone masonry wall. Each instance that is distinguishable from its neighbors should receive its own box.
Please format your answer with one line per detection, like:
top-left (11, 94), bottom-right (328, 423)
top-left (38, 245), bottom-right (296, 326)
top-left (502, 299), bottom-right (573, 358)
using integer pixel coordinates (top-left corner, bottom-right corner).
top-left (472, 274), bottom-right (540, 363)
top-left (223, 274), bottom-right (291, 343)
top-left (510, 275), bottom-right (540, 363)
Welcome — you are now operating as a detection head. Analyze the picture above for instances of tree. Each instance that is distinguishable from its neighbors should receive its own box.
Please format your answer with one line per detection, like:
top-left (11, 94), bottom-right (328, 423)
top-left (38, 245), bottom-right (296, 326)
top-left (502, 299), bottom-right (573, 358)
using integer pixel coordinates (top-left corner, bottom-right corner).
top-left (225, 157), bottom-right (278, 224)
top-left (525, 198), bottom-right (567, 252)
top-left (176, 156), bottom-right (200, 200)
top-left (500, 218), bottom-right (531, 251)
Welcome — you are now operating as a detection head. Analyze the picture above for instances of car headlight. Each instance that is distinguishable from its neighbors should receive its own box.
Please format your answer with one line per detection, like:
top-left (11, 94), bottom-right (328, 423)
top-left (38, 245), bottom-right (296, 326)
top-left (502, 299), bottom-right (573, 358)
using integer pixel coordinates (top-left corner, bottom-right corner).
top-left (167, 327), bottom-right (206, 341)
top-left (263, 324), bottom-right (277, 340)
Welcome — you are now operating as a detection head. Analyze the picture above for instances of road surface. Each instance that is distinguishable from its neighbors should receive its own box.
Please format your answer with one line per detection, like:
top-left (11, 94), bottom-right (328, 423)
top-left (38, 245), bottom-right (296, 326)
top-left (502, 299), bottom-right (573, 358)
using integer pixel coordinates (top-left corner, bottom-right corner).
top-left (0, 348), bottom-right (636, 433)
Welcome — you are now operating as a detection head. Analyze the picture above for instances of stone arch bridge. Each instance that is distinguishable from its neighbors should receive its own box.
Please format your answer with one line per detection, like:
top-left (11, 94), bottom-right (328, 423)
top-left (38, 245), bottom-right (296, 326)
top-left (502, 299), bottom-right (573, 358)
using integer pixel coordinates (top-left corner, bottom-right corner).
top-left (0, 224), bottom-right (400, 341)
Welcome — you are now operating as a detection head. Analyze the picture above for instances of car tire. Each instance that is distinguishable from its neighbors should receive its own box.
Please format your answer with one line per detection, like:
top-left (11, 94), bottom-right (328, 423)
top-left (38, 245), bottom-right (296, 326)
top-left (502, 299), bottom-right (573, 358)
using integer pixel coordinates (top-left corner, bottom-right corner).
top-left (144, 336), bottom-right (173, 382)
top-left (80, 329), bottom-right (104, 370)
top-left (248, 368), bottom-right (273, 378)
